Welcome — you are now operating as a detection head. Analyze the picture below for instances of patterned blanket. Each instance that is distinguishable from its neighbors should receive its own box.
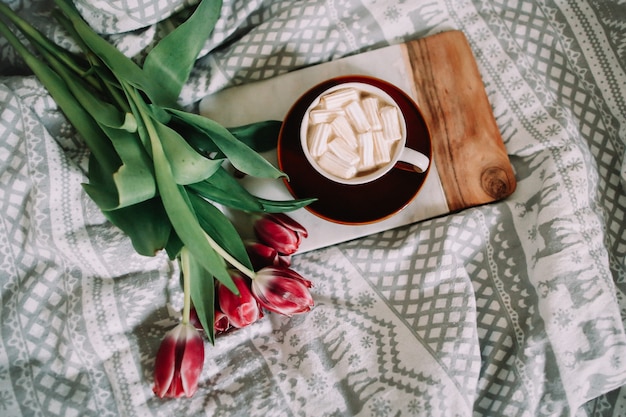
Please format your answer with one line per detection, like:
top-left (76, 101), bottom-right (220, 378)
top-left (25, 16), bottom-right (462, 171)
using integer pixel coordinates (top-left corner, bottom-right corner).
top-left (1, 0), bottom-right (625, 416)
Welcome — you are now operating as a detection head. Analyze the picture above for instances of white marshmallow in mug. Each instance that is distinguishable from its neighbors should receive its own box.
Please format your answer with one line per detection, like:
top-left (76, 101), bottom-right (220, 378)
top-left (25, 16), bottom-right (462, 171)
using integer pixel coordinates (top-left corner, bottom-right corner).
top-left (344, 101), bottom-right (371, 133)
top-left (372, 130), bottom-right (392, 165)
top-left (321, 88), bottom-right (360, 109)
top-left (362, 96), bottom-right (383, 130)
top-left (330, 115), bottom-right (359, 150)
top-left (380, 106), bottom-right (402, 142)
top-left (358, 131), bottom-right (376, 170)
top-left (317, 151), bottom-right (357, 180)
top-left (309, 108), bottom-right (345, 124)
top-left (308, 122), bottom-right (331, 157)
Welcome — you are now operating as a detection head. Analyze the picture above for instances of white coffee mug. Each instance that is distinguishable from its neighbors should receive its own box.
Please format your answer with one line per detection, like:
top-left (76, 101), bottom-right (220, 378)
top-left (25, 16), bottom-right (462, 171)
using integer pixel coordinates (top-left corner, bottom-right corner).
top-left (300, 82), bottom-right (430, 185)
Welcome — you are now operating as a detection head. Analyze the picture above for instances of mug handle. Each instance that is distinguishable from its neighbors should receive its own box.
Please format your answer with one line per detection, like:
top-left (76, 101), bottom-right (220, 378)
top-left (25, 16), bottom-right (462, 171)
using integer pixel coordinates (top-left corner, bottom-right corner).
top-left (397, 147), bottom-right (430, 173)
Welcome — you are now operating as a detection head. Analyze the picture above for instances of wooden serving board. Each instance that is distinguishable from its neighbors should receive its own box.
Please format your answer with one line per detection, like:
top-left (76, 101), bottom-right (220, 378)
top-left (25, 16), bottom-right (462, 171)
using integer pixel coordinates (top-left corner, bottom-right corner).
top-left (199, 30), bottom-right (516, 252)
top-left (405, 31), bottom-right (516, 211)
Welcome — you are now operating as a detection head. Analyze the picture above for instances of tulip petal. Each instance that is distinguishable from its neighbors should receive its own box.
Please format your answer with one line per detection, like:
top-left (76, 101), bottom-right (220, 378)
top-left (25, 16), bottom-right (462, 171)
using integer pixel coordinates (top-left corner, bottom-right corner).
top-left (214, 310), bottom-right (230, 333)
top-left (254, 218), bottom-right (299, 255)
top-left (218, 273), bottom-right (262, 328)
top-left (274, 266), bottom-right (313, 288)
top-left (165, 370), bottom-right (184, 398)
top-left (179, 325), bottom-right (205, 397)
top-left (252, 266), bottom-right (314, 316)
top-left (246, 241), bottom-right (292, 270)
top-left (152, 324), bottom-right (182, 398)
top-left (270, 213), bottom-right (308, 238)
top-left (253, 213), bottom-right (308, 255)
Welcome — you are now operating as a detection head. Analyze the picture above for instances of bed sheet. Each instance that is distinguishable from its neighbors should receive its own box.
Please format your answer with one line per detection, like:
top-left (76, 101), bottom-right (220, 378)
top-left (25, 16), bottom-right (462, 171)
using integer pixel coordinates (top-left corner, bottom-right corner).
top-left (1, 0), bottom-right (625, 416)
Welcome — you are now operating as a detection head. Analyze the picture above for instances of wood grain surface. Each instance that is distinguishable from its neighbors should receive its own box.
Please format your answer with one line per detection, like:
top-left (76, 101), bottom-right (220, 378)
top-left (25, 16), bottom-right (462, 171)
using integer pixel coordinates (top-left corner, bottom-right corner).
top-left (403, 30), bottom-right (516, 212)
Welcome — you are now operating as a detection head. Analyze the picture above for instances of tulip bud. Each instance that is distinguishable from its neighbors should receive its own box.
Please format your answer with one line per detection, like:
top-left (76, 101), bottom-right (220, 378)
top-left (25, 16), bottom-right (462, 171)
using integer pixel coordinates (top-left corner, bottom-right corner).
top-left (152, 323), bottom-right (204, 398)
top-left (217, 273), bottom-right (263, 328)
top-left (189, 306), bottom-right (232, 334)
top-left (251, 266), bottom-right (314, 316)
top-left (245, 241), bottom-right (291, 270)
top-left (253, 213), bottom-right (308, 255)
top-left (214, 310), bottom-right (230, 333)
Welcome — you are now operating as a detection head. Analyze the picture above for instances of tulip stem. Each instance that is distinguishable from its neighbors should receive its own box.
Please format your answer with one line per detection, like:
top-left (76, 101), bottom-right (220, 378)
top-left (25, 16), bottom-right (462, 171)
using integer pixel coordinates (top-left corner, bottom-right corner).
top-left (180, 247), bottom-right (192, 325)
top-left (203, 232), bottom-right (257, 280)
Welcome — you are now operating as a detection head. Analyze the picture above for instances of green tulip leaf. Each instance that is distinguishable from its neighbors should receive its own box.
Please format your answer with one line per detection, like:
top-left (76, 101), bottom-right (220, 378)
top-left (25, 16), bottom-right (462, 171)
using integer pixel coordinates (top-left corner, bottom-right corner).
top-left (35, 52), bottom-right (156, 208)
top-left (164, 230), bottom-right (184, 260)
top-left (188, 168), bottom-right (315, 213)
top-left (0, 3), bottom-right (92, 81)
top-left (188, 168), bottom-right (264, 212)
top-left (82, 146), bottom-right (152, 212)
top-left (0, 19), bottom-right (120, 176)
top-left (258, 197), bottom-right (318, 213)
top-left (82, 154), bottom-right (119, 210)
top-left (102, 198), bottom-right (172, 256)
top-left (184, 248), bottom-right (216, 344)
top-left (154, 121), bottom-right (224, 185)
top-left (145, 108), bottom-right (237, 294)
top-left (228, 120), bottom-right (283, 153)
top-left (189, 193), bottom-right (253, 271)
top-left (143, 0), bottom-right (223, 106)
top-left (53, 0), bottom-right (161, 105)
top-left (169, 116), bottom-right (221, 158)
top-left (42, 54), bottom-right (128, 129)
top-left (148, 104), bottom-right (172, 125)
top-left (103, 127), bottom-right (156, 207)
top-left (167, 109), bottom-right (285, 179)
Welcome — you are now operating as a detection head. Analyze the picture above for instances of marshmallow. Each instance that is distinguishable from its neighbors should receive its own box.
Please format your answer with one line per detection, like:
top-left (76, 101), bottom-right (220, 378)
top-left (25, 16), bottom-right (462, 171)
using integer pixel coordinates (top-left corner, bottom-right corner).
top-left (381, 106), bottom-right (402, 142)
top-left (362, 97), bottom-right (383, 130)
top-left (358, 131), bottom-right (376, 170)
top-left (330, 115), bottom-right (359, 149)
top-left (309, 109), bottom-right (345, 124)
top-left (318, 151), bottom-right (357, 179)
top-left (308, 123), bottom-right (331, 157)
top-left (321, 87), bottom-right (360, 109)
top-left (345, 100), bottom-right (371, 133)
top-left (373, 130), bottom-right (392, 165)
top-left (328, 137), bottom-right (360, 166)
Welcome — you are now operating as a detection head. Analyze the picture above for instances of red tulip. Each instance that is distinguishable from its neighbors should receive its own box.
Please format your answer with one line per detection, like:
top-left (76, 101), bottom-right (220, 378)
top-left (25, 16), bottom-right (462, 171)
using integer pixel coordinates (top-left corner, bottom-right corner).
top-left (214, 310), bottom-right (230, 333)
top-left (217, 273), bottom-right (263, 328)
top-left (189, 307), bottom-right (231, 334)
top-left (245, 241), bottom-right (291, 270)
top-left (251, 266), bottom-right (314, 316)
top-left (253, 213), bottom-right (308, 255)
top-left (152, 323), bottom-right (204, 398)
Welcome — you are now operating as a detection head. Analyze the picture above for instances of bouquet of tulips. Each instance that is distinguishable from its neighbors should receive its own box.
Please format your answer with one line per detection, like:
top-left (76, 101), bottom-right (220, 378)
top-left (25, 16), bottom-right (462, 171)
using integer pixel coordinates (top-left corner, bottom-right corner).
top-left (154, 212), bottom-right (314, 398)
top-left (0, 0), bottom-right (317, 398)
